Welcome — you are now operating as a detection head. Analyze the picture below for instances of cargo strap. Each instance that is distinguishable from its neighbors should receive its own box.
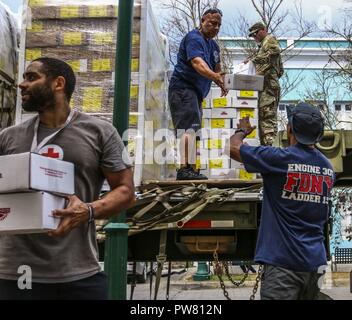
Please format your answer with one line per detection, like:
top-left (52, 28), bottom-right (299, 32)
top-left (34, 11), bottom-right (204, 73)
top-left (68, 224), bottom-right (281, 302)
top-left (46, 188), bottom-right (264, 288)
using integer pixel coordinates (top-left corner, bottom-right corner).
top-left (154, 229), bottom-right (167, 300)
top-left (128, 185), bottom-right (238, 236)
top-left (166, 261), bottom-right (172, 300)
top-left (131, 186), bottom-right (186, 223)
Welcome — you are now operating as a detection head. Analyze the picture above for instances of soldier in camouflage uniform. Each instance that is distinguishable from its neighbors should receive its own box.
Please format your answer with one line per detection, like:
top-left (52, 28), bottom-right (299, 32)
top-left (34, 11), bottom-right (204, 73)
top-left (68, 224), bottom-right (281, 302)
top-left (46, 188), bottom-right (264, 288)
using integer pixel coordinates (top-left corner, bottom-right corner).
top-left (246, 22), bottom-right (284, 146)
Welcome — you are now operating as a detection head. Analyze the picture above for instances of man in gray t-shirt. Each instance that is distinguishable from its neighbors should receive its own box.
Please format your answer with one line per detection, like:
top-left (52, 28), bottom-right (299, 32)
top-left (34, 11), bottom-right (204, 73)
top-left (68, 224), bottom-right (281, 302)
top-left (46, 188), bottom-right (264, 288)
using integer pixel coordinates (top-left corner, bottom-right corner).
top-left (0, 57), bottom-right (135, 299)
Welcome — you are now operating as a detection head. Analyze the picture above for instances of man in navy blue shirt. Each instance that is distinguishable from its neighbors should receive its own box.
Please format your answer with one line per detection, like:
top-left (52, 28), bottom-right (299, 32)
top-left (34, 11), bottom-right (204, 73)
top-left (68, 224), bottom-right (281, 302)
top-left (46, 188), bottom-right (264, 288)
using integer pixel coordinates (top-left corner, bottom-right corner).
top-left (229, 103), bottom-right (334, 300)
top-left (169, 8), bottom-right (228, 180)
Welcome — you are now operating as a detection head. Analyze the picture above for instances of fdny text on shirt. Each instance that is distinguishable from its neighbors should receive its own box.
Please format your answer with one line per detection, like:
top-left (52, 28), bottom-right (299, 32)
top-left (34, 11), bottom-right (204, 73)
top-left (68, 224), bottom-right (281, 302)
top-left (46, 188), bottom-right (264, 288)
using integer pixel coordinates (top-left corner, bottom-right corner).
top-left (282, 164), bottom-right (334, 204)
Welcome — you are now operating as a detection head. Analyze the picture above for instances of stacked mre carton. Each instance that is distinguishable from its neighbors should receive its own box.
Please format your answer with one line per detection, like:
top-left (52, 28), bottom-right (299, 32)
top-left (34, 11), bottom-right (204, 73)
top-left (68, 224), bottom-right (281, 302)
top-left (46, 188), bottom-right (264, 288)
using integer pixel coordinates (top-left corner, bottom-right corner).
top-left (24, 0), bottom-right (142, 162)
top-left (198, 87), bottom-right (260, 180)
top-left (25, 0), bottom-right (141, 115)
top-left (0, 153), bottom-right (74, 234)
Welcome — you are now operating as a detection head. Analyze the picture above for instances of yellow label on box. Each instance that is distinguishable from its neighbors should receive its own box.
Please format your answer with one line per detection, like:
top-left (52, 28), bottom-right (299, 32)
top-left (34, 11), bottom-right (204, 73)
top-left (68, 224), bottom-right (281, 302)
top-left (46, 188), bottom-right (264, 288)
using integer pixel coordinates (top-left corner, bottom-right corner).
top-left (114, 6), bottom-right (119, 17)
top-left (63, 32), bottom-right (82, 46)
top-left (131, 59), bottom-right (139, 72)
top-left (207, 139), bottom-right (222, 149)
top-left (239, 108), bottom-right (255, 118)
top-left (92, 33), bottom-right (113, 45)
top-left (202, 119), bottom-right (205, 128)
top-left (60, 6), bottom-right (79, 18)
top-left (67, 60), bottom-right (81, 72)
top-left (29, 0), bottom-right (45, 6)
top-left (202, 100), bottom-right (207, 108)
top-left (247, 129), bottom-right (257, 139)
top-left (239, 91), bottom-right (255, 98)
top-left (92, 59), bottom-right (111, 72)
top-left (130, 86), bottom-right (139, 98)
top-left (213, 98), bottom-right (228, 108)
top-left (132, 34), bottom-right (140, 46)
top-left (196, 159), bottom-right (201, 170)
top-left (211, 119), bottom-right (226, 128)
top-left (26, 49), bottom-right (41, 61)
top-left (27, 21), bottom-right (43, 32)
top-left (83, 88), bottom-right (103, 112)
top-left (209, 159), bottom-right (223, 169)
top-left (239, 169), bottom-right (254, 180)
top-left (129, 114), bottom-right (138, 126)
top-left (89, 6), bottom-right (108, 17)
top-left (152, 80), bottom-right (163, 90)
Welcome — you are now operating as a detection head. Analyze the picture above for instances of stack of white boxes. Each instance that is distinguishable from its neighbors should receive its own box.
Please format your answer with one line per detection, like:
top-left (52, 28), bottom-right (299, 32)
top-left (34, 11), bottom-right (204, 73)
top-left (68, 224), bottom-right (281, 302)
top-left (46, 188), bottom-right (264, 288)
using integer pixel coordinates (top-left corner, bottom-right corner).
top-left (0, 153), bottom-right (74, 234)
top-left (198, 87), bottom-right (260, 180)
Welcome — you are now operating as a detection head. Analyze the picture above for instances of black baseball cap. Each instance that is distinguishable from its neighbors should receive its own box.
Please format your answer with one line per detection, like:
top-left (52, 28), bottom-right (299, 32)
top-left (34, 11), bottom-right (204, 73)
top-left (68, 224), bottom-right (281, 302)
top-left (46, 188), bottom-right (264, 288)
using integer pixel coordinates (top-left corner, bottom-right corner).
top-left (286, 102), bottom-right (324, 145)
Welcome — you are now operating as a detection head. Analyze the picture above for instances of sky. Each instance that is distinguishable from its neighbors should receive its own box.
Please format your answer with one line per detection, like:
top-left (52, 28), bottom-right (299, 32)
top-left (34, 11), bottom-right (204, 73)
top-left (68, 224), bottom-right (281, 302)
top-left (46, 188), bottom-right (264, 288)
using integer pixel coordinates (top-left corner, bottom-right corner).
top-left (1, 0), bottom-right (350, 35)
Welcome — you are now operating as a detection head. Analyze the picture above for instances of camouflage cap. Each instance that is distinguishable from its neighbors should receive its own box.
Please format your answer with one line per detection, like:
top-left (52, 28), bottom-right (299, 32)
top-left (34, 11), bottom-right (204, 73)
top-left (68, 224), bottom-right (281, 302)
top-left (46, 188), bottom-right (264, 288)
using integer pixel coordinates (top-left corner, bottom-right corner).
top-left (248, 21), bottom-right (266, 36)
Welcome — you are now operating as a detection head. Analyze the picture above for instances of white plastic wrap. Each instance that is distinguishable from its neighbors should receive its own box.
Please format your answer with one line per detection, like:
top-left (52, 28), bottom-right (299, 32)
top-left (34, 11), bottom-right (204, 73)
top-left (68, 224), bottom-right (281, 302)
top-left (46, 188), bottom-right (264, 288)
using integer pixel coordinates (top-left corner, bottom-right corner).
top-left (18, 0), bottom-right (171, 185)
top-left (0, 3), bottom-right (18, 81)
top-left (0, 2), bottom-right (18, 129)
top-left (233, 61), bottom-right (256, 75)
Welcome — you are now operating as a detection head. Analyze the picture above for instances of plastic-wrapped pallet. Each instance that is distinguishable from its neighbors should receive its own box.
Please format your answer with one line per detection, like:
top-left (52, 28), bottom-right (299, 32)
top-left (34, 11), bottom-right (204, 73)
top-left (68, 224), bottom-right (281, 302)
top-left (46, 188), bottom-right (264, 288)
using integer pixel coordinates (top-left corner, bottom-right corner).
top-left (22, 0), bottom-right (142, 116)
top-left (18, 0), bottom-right (171, 186)
top-left (0, 2), bottom-right (19, 130)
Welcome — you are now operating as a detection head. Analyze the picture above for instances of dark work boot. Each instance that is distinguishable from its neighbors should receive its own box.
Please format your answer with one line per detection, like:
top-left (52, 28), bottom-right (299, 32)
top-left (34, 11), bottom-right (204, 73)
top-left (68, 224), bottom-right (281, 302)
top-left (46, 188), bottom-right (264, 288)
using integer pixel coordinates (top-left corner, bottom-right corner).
top-left (176, 166), bottom-right (208, 180)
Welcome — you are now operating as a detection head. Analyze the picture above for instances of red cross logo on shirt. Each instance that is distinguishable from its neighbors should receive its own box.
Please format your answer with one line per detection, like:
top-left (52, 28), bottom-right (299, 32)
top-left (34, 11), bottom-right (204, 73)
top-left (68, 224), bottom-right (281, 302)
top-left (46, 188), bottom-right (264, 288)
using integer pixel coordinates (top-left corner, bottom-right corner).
top-left (41, 147), bottom-right (60, 159)
top-left (38, 145), bottom-right (64, 160)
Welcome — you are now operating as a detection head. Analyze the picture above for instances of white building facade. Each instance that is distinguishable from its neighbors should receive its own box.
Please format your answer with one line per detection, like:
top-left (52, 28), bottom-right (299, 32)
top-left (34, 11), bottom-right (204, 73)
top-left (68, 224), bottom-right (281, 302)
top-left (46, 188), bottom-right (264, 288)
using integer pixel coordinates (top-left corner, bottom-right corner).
top-left (219, 37), bottom-right (352, 131)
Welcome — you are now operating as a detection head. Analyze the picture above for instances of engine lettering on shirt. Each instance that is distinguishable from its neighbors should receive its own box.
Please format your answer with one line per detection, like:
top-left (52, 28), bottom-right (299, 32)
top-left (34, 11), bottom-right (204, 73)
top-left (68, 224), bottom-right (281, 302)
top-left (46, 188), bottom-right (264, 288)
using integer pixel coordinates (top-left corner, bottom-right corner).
top-left (283, 164), bottom-right (333, 204)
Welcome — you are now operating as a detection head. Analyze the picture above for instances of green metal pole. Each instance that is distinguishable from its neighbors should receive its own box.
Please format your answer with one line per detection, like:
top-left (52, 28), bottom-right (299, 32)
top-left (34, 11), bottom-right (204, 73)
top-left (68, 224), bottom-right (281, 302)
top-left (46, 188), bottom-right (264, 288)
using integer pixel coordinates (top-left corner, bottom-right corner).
top-left (104, 0), bottom-right (134, 300)
top-left (193, 262), bottom-right (210, 281)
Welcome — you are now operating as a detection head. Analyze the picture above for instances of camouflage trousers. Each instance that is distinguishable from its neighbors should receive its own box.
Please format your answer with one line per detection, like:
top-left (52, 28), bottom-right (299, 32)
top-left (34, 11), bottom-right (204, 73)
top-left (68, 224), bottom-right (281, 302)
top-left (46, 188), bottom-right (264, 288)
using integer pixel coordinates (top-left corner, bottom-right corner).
top-left (258, 87), bottom-right (280, 146)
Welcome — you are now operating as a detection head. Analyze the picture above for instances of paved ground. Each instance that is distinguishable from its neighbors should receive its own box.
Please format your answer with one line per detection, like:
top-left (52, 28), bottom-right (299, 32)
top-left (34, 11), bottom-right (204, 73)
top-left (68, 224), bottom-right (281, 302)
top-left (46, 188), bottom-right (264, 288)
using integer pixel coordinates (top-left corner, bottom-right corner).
top-left (127, 264), bottom-right (352, 300)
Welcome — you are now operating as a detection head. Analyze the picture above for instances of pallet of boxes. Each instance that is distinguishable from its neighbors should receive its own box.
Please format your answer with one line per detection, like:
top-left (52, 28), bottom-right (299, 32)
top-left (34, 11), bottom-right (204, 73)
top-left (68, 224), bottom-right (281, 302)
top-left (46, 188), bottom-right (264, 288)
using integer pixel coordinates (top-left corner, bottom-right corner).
top-left (198, 62), bottom-right (264, 180)
top-left (0, 2), bottom-right (18, 129)
top-left (0, 153), bottom-right (74, 234)
top-left (23, 0), bottom-right (142, 162)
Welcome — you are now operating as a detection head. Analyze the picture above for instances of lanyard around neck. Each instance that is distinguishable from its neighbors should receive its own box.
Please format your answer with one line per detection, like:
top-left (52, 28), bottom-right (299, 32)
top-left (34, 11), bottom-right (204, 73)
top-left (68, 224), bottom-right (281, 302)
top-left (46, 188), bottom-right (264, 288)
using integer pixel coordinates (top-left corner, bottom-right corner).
top-left (31, 109), bottom-right (75, 153)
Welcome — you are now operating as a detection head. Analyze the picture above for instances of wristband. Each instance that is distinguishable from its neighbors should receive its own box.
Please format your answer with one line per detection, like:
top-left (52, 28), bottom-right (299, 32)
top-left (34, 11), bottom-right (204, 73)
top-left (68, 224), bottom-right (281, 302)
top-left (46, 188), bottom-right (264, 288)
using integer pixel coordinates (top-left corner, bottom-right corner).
top-left (86, 203), bottom-right (95, 224)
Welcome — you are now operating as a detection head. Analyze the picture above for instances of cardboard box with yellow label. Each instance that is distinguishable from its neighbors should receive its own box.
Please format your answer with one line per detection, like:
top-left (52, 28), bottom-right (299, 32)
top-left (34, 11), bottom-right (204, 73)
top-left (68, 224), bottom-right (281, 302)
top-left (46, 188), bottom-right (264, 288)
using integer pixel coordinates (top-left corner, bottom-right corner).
top-left (235, 99), bottom-right (258, 109)
top-left (237, 90), bottom-right (258, 99)
top-left (211, 108), bottom-right (236, 119)
top-left (210, 119), bottom-right (232, 129)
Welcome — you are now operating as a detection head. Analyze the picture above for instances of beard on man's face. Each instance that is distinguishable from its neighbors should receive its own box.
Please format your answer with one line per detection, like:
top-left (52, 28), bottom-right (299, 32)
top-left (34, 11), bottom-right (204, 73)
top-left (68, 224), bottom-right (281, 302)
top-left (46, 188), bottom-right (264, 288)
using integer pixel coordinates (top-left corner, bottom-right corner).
top-left (22, 83), bottom-right (55, 112)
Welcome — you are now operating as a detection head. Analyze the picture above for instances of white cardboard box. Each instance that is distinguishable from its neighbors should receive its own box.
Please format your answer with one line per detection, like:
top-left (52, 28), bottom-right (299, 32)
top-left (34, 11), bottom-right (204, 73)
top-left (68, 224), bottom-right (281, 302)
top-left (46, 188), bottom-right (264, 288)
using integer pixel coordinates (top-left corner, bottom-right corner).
top-left (212, 96), bottom-right (232, 108)
top-left (236, 90), bottom-right (258, 99)
top-left (211, 108), bottom-right (237, 119)
top-left (224, 74), bottom-right (264, 91)
top-left (0, 192), bottom-right (65, 234)
top-left (234, 99), bottom-right (258, 109)
top-left (0, 152), bottom-right (74, 195)
top-left (209, 168), bottom-right (238, 179)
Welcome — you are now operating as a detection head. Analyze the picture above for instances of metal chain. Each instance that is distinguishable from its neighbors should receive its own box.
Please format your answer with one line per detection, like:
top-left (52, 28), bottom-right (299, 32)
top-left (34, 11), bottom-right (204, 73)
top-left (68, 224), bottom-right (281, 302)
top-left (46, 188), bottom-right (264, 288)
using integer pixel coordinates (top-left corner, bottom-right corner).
top-left (250, 264), bottom-right (263, 300)
top-left (223, 261), bottom-right (249, 287)
top-left (212, 251), bottom-right (231, 300)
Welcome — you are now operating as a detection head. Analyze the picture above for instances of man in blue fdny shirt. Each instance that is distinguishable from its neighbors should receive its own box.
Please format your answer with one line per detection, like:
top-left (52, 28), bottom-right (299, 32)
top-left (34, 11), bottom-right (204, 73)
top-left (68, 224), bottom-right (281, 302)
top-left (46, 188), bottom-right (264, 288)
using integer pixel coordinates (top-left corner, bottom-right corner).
top-left (229, 102), bottom-right (334, 300)
top-left (169, 8), bottom-right (228, 180)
